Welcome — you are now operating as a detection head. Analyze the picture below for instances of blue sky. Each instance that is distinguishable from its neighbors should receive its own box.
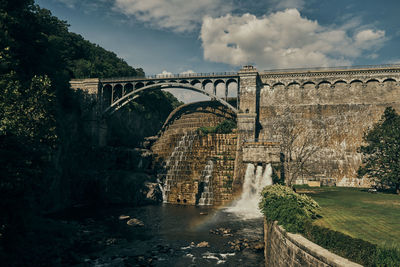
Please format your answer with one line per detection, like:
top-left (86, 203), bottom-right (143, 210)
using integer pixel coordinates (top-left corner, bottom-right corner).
top-left (36, 0), bottom-right (400, 76)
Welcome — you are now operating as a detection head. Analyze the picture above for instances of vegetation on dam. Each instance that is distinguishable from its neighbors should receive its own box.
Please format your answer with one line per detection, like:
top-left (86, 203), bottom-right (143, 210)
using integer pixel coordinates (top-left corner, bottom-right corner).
top-left (197, 119), bottom-right (237, 136)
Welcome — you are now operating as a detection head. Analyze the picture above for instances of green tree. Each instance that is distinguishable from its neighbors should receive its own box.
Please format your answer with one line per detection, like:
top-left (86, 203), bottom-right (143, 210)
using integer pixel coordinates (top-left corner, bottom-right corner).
top-left (358, 107), bottom-right (400, 194)
top-left (0, 73), bottom-right (56, 145)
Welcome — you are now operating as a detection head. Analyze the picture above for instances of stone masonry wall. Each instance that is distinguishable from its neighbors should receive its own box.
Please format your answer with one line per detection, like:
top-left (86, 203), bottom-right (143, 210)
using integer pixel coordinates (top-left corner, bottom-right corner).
top-left (151, 101), bottom-right (238, 206)
top-left (264, 220), bottom-right (362, 267)
top-left (257, 67), bottom-right (400, 186)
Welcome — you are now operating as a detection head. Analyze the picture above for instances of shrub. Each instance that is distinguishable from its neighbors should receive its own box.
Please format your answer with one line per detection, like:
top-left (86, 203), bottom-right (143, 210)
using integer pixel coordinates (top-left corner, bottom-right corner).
top-left (197, 126), bottom-right (216, 136)
top-left (374, 246), bottom-right (400, 266)
top-left (196, 120), bottom-right (236, 136)
top-left (214, 119), bottom-right (236, 134)
top-left (303, 223), bottom-right (377, 266)
top-left (259, 184), bottom-right (320, 233)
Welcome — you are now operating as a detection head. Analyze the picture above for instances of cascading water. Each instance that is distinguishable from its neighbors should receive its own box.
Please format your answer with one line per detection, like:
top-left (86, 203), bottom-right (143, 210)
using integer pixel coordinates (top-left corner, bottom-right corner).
top-left (227, 163), bottom-right (273, 219)
top-left (262, 163), bottom-right (273, 187)
top-left (198, 160), bottom-right (214, 206)
top-left (161, 133), bottom-right (196, 203)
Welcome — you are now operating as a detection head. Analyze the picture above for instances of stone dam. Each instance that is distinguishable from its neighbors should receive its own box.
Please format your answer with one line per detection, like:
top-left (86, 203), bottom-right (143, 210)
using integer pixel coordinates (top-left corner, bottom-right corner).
top-left (71, 64), bottom-right (400, 205)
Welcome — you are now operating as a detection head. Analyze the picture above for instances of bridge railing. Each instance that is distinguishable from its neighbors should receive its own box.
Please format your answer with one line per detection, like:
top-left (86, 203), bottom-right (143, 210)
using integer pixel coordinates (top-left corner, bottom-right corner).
top-left (101, 72), bottom-right (238, 82)
top-left (148, 71), bottom-right (238, 79)
top-left (263, 63), bottom-right (400, 73)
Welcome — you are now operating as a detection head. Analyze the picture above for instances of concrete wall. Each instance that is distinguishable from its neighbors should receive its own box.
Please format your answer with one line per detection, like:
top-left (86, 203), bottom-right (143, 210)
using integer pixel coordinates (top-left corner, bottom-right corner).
top-left (264, 220), bottom-right (362, 267)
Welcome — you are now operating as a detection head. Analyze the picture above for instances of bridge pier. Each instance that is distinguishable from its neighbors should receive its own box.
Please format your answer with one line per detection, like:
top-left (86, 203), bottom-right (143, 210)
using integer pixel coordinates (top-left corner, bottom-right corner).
top-left (233, 66), bottom-right (264, 188)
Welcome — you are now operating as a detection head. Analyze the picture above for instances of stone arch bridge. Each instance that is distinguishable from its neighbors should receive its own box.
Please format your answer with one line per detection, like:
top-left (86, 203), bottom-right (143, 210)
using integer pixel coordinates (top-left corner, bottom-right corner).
top-left (75, 72), bottom-right (240, 116)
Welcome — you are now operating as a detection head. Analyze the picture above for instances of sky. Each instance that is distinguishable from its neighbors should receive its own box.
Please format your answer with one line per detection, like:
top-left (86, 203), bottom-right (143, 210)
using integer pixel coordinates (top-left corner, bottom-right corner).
top-left (36, 0), bottom-right (400, 102)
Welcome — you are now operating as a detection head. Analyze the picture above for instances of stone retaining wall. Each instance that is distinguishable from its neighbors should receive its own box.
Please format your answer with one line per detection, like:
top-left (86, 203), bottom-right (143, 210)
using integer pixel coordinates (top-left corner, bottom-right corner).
top-left (264, 220), bottom-right (362, 267)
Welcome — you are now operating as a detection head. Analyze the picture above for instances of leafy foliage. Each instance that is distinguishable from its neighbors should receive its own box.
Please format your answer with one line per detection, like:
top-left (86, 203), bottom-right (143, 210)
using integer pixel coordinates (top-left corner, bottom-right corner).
top-left (358, 107), bottom-right (400, 193)
top-left (0, 73), bottom-right (56, 145)
top-left (0, 1), bottom-right (181, 265)
top-left (197, 119), bottom-right (237, 136)
top-left (302, 223), bottom-right (400, 266)
top-left (259, 184), bottom-right (320, 233)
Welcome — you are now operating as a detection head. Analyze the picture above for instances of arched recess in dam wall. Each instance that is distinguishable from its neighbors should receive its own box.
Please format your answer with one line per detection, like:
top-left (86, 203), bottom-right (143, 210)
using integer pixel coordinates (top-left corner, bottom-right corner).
top-left (151, 101), bottom-right (239, 206)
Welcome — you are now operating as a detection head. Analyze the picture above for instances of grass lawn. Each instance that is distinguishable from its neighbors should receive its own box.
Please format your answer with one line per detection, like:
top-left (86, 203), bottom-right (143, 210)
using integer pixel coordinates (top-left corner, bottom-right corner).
top-left (297, 187), bottom-right (400, 248)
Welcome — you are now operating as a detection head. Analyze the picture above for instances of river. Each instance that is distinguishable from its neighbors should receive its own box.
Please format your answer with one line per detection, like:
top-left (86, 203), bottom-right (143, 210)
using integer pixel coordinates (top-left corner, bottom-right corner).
top-left (56, 204), bottom-right (264, 267)
top-left (48, 162), bottom-right (269, 266)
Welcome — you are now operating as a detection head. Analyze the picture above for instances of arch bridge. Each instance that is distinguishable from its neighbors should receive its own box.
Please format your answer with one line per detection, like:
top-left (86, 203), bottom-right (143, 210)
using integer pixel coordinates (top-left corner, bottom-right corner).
top-left (99, 72), bottom-right (239, 115)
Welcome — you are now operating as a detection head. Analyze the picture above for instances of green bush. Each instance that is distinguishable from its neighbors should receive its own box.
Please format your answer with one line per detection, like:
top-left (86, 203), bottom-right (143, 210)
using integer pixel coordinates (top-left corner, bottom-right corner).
top-left (259, 184), bottom-right (320, 233)
top-left (303, 223), bottom-right (377, 265)
top-left (303, 223), bottom-right (400, 266)
top-left (214, 119), bottom-right (236, 134)
top-left (374, 246), bottom-right (400, 266)
top-left (197, 120), bottom-right (236, 136)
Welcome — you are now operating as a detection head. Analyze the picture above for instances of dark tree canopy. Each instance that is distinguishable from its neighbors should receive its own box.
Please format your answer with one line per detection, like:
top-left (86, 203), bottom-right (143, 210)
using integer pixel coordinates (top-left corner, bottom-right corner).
top-left (0, 0), bottom-right (180, 238)
top-left (0, 0), bottom-right (147, 142)
top-left (358, 107), bottom-right (400, 194)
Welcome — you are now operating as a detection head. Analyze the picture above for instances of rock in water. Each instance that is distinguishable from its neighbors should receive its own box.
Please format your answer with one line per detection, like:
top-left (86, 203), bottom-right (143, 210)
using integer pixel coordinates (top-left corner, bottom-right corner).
top-left (143, 182), bottom-right (162, 203)
top-left (119, 215), bottom-right (130, 220)
top-left (196, 241), bottom-right (210, 248)
top-left (126, 218), bottom-right (144, 227)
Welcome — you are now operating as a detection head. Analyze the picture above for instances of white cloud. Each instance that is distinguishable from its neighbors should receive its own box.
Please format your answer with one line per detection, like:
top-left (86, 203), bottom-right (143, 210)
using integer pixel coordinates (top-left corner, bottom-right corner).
top-left (163, 89), bottom-right (209, 103)
top-left (200, 9), bottom-right (386, 69)
top-left (355, 29), bottom-right (386, 49)
top-left (56, 0), bottom-right (78, 8)
top-left (113, 0), bottom-right (234, 32)
top-left (180, 70), bottom-right (195, 75)
top-left (156, 70), bottom-right (173, 77)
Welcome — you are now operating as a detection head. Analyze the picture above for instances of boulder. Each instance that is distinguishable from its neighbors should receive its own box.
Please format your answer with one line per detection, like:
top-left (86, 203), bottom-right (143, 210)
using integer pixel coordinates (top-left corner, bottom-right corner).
top-left (143, 182), bottom-right (163, 204)
top-left (196, 241), bottom-right (210, 248)
top-left (126, 218), bottom-right (144, 227)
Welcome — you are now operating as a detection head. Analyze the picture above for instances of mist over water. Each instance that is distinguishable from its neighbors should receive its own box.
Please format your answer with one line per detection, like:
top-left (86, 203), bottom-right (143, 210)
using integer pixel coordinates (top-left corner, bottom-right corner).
top-left (226, 163), bottom-right (273, 219)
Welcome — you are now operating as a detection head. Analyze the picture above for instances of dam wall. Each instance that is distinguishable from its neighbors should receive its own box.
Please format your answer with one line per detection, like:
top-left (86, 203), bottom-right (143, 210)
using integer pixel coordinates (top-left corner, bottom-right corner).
top-left (70, 64), bottom-right (400, 191)
top-left (239, 66), bottom-right (400, 186)
top-left (151, 102), bottom-right (238, 205)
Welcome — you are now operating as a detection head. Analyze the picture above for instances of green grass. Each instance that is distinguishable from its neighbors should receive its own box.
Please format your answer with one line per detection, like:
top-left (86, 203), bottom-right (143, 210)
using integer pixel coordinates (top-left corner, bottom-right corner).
top-left (297, 187), bottom-right (400, 248)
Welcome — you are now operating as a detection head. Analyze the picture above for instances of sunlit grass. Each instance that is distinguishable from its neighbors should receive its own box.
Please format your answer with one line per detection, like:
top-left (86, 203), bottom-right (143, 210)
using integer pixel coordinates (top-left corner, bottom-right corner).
top-left (297, 187), bottom-right (400, 247)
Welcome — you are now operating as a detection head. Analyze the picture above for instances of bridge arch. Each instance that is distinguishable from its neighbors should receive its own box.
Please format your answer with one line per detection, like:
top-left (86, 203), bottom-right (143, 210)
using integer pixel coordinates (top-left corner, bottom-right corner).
top-left (102, 82), bottom-right (238, 117)
top-left (113, 84), bottom-right (123, 102)
top-left (124, 83), bottom-right (133, 95)
top-left (190, 79), bottom-right (201, 86)
top-left (135, 82), bottom-right (145, 89)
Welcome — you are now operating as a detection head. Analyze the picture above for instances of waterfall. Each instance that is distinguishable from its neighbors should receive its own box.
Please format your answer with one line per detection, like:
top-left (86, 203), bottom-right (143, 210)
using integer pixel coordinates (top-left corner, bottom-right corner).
top-left (227, 163), bottom-right (273, 219)
top-left (198, 160), bottom-right (214, 206)
top-left (161, 133), bottom-right (196, 203)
